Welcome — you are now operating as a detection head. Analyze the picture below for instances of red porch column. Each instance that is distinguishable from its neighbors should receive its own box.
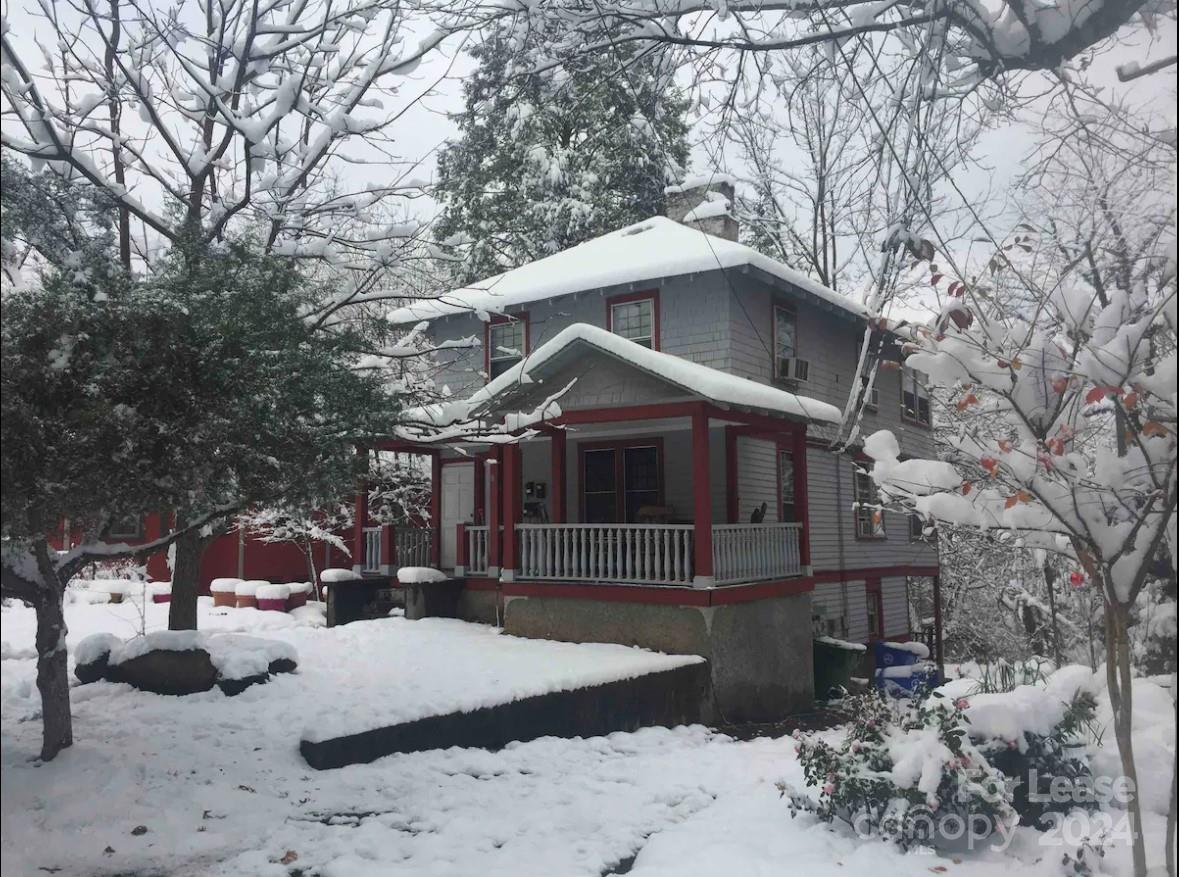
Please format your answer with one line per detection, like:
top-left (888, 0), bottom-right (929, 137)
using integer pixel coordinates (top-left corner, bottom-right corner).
top-left (455, 522), bottom-right (468, 575)
top-left (429, 451), bottom-right (442, 567)
top-left (352, 447), bottom-right (369, 575)
top-left (487, 448), bottom-right (502, 575)
top-left (379, 524), bottom-right (395, 576)
top-left (501, 443), bottom-right (522, 581)
top-left (791, 427), bottom-right (812, 574)
top-left (550, 429), bottom-right (566, 523)
top-left (691, 407), bottom-right (714, 586)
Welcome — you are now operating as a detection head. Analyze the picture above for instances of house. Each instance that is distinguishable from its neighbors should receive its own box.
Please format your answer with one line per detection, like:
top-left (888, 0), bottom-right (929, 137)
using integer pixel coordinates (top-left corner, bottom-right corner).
top-left (361, 180), bottom-right (941, 721)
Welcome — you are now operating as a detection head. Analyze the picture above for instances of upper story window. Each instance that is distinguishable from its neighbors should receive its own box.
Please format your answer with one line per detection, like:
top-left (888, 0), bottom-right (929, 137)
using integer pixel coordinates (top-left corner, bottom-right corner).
top-left (607, 292), bottom-right (658, 349)
top-left (854, 463), bottom-right (885, 539)
top-left (901, 366), bottom-right (931, 426)
top-left (774, 305), bottom-right (808, 381)
top-left (108, 515), bottom-right (142, 540)
top-left (487, 316), bottom-right (527, 380)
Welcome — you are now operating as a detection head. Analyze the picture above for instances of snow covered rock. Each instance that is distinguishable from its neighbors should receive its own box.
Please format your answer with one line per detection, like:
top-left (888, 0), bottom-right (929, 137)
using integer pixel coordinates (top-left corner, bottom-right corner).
top-left (73, 632), bottom-right (122, 683)
top-left (397, 567), bottom-right (448, 584)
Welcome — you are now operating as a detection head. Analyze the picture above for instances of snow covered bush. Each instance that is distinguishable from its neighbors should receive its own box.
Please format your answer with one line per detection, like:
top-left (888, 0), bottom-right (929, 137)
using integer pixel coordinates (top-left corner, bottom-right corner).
top-left (784, 691), bottom-right (1014, 851)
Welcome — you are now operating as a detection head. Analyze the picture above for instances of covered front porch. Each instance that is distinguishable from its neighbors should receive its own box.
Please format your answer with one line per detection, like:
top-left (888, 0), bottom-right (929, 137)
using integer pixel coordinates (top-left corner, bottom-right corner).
top-left (356, 400), bottom-right (814, 590)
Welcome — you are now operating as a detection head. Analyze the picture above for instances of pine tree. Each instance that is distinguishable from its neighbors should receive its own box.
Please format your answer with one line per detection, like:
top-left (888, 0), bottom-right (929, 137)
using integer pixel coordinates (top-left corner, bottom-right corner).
top-left (433, 27), bottom-right (691, 284)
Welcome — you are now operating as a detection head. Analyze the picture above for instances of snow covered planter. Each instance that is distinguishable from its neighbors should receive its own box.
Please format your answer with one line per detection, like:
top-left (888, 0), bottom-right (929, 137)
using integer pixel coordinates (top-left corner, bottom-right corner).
top-left (255, 584), bottom-right (290, 612)
top-left (73, 631), bottom-right (298, 696)
top-left (210, 577), bottom-right (241, 608)
top-left (235, 579), bottom-right (266, 609)
top-left (784, 692), bottom-right (1015, 853)
top-left (149, 582), bottom-right (172, 604)
top-left (285, 581), bottom-right (313, 610)
top-left (94, 580), bottom-right (131, 604)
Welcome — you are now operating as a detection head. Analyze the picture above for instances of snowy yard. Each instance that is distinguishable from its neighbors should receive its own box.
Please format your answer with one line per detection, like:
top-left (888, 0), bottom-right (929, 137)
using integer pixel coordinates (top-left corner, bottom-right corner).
top-left (1, 595), bottom-right (1174, 877)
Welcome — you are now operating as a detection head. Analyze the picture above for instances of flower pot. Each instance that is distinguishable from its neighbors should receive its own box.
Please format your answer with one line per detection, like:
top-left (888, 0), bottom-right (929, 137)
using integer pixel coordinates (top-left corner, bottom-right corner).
top-left (151, 593), bottom-right (171, 604)
top-left (212, 591), bottom-right (237, 608)
top-left (255, 584), bottom-right (290, 612)
top-left (257, 597), bottom-right (287, 612)
top-left (286, 591), bottom-right (308, 611)
top-left (236, 595), bottom-right (258, 610)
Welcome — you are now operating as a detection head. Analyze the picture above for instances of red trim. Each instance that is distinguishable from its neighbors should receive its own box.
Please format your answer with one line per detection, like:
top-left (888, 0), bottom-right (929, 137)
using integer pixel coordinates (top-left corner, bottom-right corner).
top-left (463, 576), bottom-right (501, 591)
top-left (576, 437), bottom-right (665, 522)
top-left (811, 565), bottom-right (939, 582)
top-left (473, 453), bottom-right (488, 525)
top-left (487, 447), bottom-right (502, 570)
top-left (484, 311), bottom-right (530, 379)
top-left (380, 524), bottom-right (395, 567)
top-left (605, 289), bottom-right (660, 351)
top-left (501, 444), bottom-right (522, 572)
top-left (792, 428), bottom-right (811, 568)
top-left (429, 452), bottom-right (443, 566)
top-left (692, 407), bottom-right (714, 578)
top-left (456, 522), bottom-right (468, 568)
top-left (550, 429), bottom-right (567, 524)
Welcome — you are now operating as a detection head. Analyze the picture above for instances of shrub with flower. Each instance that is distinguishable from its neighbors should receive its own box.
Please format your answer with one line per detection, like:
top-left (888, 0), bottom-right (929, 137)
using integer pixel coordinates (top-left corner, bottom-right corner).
top-left (783, 691), bottom-right (1015, 851)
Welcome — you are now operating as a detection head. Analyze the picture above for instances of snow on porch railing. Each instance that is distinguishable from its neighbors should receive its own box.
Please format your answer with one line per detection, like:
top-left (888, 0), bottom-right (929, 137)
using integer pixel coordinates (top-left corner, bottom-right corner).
top-left (362, 526), bottom-right (383, 572)
top-left (516, 524), bottom-right (694, 586)
top-left (465, 525), bottom-right (490, 575)
top-left (395, 527), bottom-right (433, 569)
top-left (711, 522), bottom-right (802, 585)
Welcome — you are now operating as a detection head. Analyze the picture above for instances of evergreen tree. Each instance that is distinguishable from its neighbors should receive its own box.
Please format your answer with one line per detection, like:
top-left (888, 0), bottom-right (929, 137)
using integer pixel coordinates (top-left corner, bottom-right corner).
top-left (433, 27), bottom-right (691, 284)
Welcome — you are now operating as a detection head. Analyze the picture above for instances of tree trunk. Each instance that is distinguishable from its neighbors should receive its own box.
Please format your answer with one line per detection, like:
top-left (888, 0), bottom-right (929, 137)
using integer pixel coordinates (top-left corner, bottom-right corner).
top-left (1042, 560), bottom-right (1062, 666)
top-left (168, 525), bottom-right (202, 630)
top-left (34, 586), bottom-right (73, 761)
top-left (1106, 602), bottom-right (1148, 877)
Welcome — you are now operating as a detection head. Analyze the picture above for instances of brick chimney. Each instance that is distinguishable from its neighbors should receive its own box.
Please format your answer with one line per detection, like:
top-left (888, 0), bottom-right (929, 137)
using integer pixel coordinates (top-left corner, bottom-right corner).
top-left (664, 176), bottom-right (739, 241)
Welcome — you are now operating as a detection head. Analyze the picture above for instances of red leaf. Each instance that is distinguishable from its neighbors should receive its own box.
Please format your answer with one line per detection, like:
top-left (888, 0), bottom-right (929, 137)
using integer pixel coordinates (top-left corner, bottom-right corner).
top-left (997, 439), bottom-right (1013, 453)
top-left (961, 481), bottom-right (973, 495)
top-left (1051, 376), bottom-right (1069, 395)
top-left (930, 273), bottom-right (944, 285)
top-left (1143, 421), bottom-right (1169, 438)
top-left (1004, 495), bottom-right (1019, 509)
top-left (1085, 385), bottom-right (1124, 404)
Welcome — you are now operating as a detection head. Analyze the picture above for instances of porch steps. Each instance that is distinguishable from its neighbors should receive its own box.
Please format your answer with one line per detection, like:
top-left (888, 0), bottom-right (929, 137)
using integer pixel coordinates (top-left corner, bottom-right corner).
top-left (299, 660), bottom-right (711, 770)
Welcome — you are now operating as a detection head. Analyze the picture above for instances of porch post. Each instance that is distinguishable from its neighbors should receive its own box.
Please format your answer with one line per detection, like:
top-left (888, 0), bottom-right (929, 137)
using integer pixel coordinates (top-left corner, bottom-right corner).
top-left (691, 407), bottom-right (714, 586)
top-left (352, 447), bottom-right (368, 575)
top-left (429, 451), bottom-right (442, 567)
top-left (500, 443), bottom-right (522, 581)
top-left (486, 449), bottom-right (502, 577)
top-left (550, 429), bottom-right (566, 524)
top-left (792, 427), bottom-right (812, 575)
top-left (379, 524), bottom-right (395, 576)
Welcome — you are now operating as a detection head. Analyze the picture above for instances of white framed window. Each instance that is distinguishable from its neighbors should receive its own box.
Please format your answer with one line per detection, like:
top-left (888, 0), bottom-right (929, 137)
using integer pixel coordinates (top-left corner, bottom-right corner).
top-left (773, 305), bottom-right (797, 379)
top-left (902, 366), bottom-right (932, 426)
top-left (854, 464), bottom-right (885, 538)
top-left (778, 450), bottom-right (796, 523)
top-left (609, 297), bottom-right (655, 348)
top-left (488, 319), bottom-right (525, 380)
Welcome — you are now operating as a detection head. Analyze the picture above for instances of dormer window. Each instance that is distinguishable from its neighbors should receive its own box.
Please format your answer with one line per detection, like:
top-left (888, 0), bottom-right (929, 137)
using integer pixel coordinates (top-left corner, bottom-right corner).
top-left (607, 292), bottom-right (658, 349)
top-left (487, 316), bottom-right (528, 380)
top-left (901, 366), bottom-right (931, 426)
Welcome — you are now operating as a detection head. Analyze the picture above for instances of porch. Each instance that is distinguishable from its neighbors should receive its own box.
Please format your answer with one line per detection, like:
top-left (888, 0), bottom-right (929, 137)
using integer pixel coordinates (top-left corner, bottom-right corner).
top-left (358, 400), bottom-right (815, 590)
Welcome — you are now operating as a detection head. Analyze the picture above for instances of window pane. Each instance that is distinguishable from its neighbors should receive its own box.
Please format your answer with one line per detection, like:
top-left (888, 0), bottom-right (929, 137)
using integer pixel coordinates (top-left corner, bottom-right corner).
top-left (611, 300), bottom-right (653, 345)
top-left (779, 451), bottom-right (795, 522)
top-left (775, 307), bottom-right (796, 359)
top-left (584, 493), bottom-right (616, 524)
top-left (583, 449), bottom-right (617, 523)
top-left (623, 446), bottom-right (660, 523)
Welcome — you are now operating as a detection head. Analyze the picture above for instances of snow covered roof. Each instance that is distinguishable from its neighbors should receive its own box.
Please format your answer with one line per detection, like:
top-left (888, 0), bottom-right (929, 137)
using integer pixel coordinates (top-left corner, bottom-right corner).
top-left (466, 323), bottom-right (843, 425)
top-left (388, 216), bottom-right (868, 325)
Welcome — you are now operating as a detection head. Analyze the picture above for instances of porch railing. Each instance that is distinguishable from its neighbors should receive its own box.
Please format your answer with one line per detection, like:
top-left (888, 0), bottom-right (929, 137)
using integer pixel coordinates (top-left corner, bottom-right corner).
top-left (712, 522), bottom-right (802, 585)
top-left (361, 524), bottom-right (435, 574)
top-left (465, 525), bottom-right (491, 575)
top-left (362, 526), bottom-right (383, 573)
top-left (395, 527), bottom-right (433, 569)
top-left (517, 523), bottom-right (694, 586)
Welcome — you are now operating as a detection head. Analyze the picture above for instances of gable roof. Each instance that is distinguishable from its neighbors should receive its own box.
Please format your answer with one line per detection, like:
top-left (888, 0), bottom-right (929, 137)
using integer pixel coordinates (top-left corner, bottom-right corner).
top-left (388, 216), bottom-right (869, 325)
top-left (464, 323), bottom-right (843, 425)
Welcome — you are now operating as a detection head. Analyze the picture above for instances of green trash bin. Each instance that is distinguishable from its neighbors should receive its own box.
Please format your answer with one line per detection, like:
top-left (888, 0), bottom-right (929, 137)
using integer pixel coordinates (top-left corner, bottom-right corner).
top-left (813, 636), bottom-right (867, 700)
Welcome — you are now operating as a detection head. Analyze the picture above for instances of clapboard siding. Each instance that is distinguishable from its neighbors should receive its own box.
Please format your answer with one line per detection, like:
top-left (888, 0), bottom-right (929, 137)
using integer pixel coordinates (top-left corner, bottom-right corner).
top-left (735, 436), bottom-right (779, 524)
top-left (806, 448), bottom-right (938, 571)
top-left (881, 576), bottom-right (911, 639)
top-left (813, 579), bottom-right (869, 643)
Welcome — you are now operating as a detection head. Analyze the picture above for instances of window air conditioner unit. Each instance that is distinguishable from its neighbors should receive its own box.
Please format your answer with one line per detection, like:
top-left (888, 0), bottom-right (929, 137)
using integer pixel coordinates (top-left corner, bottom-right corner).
top-left (779, 357), bottom-right (810, 383)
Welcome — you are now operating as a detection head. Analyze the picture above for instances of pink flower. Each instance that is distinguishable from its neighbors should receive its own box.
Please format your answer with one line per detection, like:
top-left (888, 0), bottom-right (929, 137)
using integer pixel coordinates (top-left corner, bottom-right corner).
top-left (954, 697), bottom-right (970, 709)
top-left (822, 783), bottom-right (835, 795)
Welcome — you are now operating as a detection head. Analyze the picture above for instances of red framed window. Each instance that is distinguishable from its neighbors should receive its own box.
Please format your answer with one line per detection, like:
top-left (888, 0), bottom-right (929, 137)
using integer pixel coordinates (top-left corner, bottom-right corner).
top-left (866, 578), bottom-right (885, 639)
top-left (579, 439), bottom-right (663, 523)
top-left (485, 313), bottom-right (529, 380)
top-left (606, 291), bottom-right (659, 350)
top-left (853, 461), bottom-right (885, 539)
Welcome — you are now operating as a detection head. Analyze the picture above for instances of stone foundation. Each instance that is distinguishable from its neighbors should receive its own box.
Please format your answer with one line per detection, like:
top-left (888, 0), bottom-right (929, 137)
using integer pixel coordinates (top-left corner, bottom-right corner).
top-left (502, 591), bottom-right (814, 723)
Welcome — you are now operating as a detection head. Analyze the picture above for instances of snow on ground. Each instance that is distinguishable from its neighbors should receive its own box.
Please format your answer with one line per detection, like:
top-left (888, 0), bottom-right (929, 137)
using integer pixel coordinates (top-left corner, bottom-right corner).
top-left (1, 596), bottom-right (1174, 877)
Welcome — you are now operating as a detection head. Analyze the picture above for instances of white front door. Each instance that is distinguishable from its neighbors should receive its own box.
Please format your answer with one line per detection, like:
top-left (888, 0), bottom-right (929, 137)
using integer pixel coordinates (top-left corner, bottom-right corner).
top-left (440, 463), bottom-right (475, 569)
